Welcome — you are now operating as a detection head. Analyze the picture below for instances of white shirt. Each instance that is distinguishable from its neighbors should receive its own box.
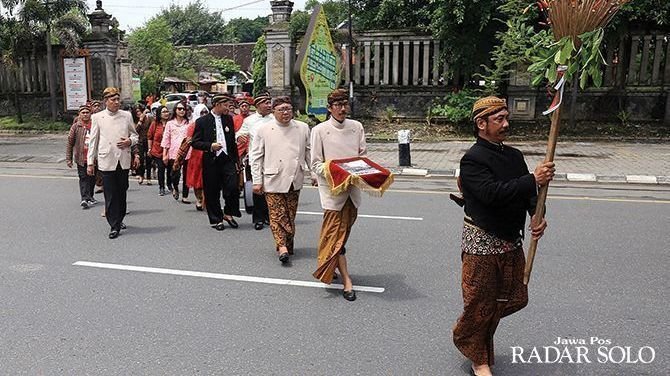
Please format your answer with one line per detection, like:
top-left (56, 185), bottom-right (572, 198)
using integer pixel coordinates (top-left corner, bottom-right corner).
top-left (214, 114), bottom-right (228, 156)
top-left (237, 112), bottom-right (275, 151)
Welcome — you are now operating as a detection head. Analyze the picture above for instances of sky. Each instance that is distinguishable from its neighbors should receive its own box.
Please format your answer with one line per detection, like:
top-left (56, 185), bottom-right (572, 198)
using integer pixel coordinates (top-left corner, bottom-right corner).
top-left (86, 0), bottom-right (308, 31)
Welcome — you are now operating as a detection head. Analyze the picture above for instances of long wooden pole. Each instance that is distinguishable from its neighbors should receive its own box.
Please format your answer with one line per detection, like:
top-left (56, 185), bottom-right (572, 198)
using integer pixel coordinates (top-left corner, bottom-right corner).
top-left (524, 105), bottom-right (562, 285)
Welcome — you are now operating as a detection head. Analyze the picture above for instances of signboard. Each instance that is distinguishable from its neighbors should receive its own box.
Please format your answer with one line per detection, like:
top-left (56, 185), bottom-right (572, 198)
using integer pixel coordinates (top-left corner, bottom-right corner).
top-left (132, 77), bottom-right (142, 103)
top-left (295, 5), bottom-right (341, 115)
top-left (63, 57), bottom-right (89, 111)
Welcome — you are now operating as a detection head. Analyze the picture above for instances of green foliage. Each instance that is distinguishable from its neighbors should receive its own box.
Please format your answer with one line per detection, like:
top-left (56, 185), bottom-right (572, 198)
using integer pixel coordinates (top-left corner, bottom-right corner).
top-left (428, 90), bottom-right (478, 124)
top-left (429, 0), bottom-right (505, 77)
top-left (305, 0), bottom-right (349, 30)
top-left (288, 10), bottom-right (311, 41)
top-left (210, 58), bottom-right (241, 79)
top-left (480, 0), bottom-right (551, 95)
top-left (223, 17), bottom-right (269, 43)
top-left (352, 0), bottom-right (432, 31)
top-left (0, 115), bottom-right (69, 131)
top-left (614, 0), bottom-right (670, 27)
top-left (128, 18), bottom-right (175, 95)
top-left (252, 35), bottom-right (267, 96)
top-left (528, 28), bottom-right (607, 89)
top-left (380, 106), bottom-right (397, 124)
top-left (157, 0), bottom-right (227, 45)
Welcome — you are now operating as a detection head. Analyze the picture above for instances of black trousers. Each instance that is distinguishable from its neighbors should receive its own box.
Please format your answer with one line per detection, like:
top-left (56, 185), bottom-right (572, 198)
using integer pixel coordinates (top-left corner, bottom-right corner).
top-left (153, 156), bottom-right (166, 189)
top-left (203, 158), bottom-right (241, 225)
top-left (168, 159), bottom-right (190, 198)
top-left (76, 164), bottom-right (96, 201)
top-left (252, 193), bottom-right (269, 224)
top-left (245, 162), bottom-right (268, 223)
top-left (101, 163), bottom-right (129, 231)
top-left (136, 141), bottom-right (151, 179)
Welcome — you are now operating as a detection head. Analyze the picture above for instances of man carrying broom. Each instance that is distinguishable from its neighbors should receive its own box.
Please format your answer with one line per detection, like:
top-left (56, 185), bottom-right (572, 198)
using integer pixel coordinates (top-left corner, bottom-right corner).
top-left (452, 96), bottom-right (555, 376)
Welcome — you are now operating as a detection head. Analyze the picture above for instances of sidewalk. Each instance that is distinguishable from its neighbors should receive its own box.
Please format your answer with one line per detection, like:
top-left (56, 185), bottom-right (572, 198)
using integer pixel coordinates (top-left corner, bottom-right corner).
top-left (368, 141), bottom-right (669, 184)
top-left (0, 134), bottom-right (668, 184)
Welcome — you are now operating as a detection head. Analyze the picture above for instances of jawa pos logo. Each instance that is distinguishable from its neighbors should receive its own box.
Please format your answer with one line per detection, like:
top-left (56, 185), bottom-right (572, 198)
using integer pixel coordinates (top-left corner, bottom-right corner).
top-left (511, 337), bottom-right (656, 364)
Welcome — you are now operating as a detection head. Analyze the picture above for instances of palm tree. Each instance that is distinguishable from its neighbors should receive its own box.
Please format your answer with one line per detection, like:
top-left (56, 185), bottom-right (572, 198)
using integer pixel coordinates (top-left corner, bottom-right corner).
top-left (19, 0), bottom-right (88, 120)
top-left (0, 2), bottom-right (40, 123)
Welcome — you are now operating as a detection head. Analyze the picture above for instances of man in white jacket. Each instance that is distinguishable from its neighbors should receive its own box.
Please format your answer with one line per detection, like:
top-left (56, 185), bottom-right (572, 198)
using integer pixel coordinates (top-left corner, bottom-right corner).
top-left (310, 89), bottom-right (367, 301)
top-left (249, 96), bottom-right (314, 264)
top-left (87, 87), bottom-right (139, 239)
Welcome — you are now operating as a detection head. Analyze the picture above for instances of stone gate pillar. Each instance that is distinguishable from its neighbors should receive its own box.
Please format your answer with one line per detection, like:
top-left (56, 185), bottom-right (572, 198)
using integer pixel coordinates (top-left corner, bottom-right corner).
top-left (265, 1), bottom-right (296, 98)
top-left (83, 1), bottom-right (132, 103)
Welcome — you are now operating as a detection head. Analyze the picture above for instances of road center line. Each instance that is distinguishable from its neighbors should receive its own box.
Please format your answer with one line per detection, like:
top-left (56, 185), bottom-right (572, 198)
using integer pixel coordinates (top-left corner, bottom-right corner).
top-left (72, 261), bottom-right (385, 293)
top-left (297, 211), bottom-right (423, 221)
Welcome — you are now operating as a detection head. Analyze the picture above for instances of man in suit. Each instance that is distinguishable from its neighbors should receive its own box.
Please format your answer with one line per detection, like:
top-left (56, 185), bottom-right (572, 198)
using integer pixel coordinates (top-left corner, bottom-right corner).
top-left (87, 87), bottom-right (139, 239)
top-left (191, 93), bottom-right (242, 230)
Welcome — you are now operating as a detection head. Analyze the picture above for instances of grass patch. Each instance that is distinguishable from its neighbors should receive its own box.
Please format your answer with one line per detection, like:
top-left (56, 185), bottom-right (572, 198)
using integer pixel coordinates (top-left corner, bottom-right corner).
top-left (0, 115), bottom-right (70, 132)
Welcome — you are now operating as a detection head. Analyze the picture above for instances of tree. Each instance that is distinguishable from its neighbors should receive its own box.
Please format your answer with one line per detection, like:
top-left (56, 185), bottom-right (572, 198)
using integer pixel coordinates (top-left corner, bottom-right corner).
top-left (0, 4), bottom-right (40, 123)
top-left (223, 16), bottom-right (269, 43)
top-left (251, 35), bottom-right (267, 96)
top-left (128, 18), bottom-right (175, 96)
top-left (210, 58), bottom-right (241, 79)
top-left (351, 0), bottom-right (432, 31)
top-left (17, 0), bottom-right (88, 120)
top-left (157, 0), bottom-right (227, 45)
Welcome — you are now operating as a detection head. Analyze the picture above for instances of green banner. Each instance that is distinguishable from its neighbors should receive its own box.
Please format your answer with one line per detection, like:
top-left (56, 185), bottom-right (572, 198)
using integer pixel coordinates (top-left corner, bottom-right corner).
top-left (296, 6), bottom-right (341, 115)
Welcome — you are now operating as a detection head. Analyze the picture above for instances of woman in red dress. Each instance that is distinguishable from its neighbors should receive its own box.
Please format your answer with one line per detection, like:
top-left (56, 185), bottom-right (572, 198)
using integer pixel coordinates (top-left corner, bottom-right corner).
top-left (185, 104), bottom-right (210, 210)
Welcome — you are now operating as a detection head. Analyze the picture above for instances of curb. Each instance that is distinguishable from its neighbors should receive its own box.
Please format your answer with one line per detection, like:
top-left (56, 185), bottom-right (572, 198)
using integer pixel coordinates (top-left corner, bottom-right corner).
top-left (395, 168), bottom-right (668, 185)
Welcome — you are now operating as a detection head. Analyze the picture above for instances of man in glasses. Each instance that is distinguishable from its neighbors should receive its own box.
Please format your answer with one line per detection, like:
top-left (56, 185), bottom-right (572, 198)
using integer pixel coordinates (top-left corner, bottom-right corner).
top-left (311, 88), bottom-right (367, 302)
top-left (192, 93), bottom-right (242, 231)
top-left (86, 87), bottom-right (139, 239)
top-left (249, 96), bottom-right (314, 264)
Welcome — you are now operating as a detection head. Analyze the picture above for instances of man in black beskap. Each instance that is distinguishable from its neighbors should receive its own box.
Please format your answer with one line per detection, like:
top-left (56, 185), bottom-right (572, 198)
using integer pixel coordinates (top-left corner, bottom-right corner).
top-left (191, 94), bottom-right (241, 231)
top-left (452, 96), bottom-right (555, 376)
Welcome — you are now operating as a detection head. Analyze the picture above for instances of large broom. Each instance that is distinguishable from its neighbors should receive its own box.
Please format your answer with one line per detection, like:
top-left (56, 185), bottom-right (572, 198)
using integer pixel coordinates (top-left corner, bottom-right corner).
top-left (524, 0), bottom-right (631, 285)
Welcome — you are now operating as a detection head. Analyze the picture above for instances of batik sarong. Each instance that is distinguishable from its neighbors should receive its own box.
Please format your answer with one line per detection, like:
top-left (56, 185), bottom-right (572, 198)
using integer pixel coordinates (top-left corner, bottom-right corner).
top-left (265, 189), bottom-right (300, 253)
top-left (452, 247), bottom-right (528, 366)
top-left (312, 198), bottom-right (358, 284)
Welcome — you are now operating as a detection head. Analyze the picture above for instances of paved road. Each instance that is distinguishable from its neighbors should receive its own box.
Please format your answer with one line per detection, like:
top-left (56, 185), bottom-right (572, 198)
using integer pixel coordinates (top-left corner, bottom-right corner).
top-left (0, 164), bottom-right (668, 375)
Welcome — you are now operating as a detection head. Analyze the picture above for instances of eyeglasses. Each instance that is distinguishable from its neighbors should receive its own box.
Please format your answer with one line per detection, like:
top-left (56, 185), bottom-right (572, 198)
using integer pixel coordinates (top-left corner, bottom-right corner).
top-left (275, 107), bottom-right (293, 113)
top-left (176, 107), bottom-right (185, 111)
top-left (330, 102), bottom-right (349, 108)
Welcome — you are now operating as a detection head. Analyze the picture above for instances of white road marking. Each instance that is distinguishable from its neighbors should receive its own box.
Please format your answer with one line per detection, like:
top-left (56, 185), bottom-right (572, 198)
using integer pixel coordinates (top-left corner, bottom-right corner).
top-left (297, 211), bottom-right (423, 221)
top-left (72, 261), bottom-right (385, 293)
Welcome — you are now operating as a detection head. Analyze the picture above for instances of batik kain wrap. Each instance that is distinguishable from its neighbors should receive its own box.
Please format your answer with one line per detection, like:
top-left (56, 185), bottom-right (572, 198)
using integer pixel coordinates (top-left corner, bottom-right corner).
top-left (324, 157), bottom-right (394, 197)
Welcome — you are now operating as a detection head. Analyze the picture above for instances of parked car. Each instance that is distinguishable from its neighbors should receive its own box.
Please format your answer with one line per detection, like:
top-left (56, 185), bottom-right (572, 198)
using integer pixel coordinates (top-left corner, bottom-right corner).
top-left (150, 93), bottom-right (198, 112)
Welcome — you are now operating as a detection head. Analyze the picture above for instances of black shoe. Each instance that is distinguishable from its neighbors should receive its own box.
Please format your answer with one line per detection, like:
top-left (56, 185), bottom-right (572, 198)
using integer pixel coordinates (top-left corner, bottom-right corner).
top-left (254, 222), bottom-right (264, 230)
top-left (278, 252), bottom-right (289, 264)
top-left (108, 230), bottom-right (119, 239)
top-left (120, 222), bottom-right (127, 230)
top-left (213, 222), bottom-right (225, 231)
top-left (224, 217), bottom-right (238, 228)
top-left (159, 188), bottom-right (165, 196)
top-left (81, 200), bottom-right (89, 210)
top-left (343, 290), bottom-right (356, 301)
